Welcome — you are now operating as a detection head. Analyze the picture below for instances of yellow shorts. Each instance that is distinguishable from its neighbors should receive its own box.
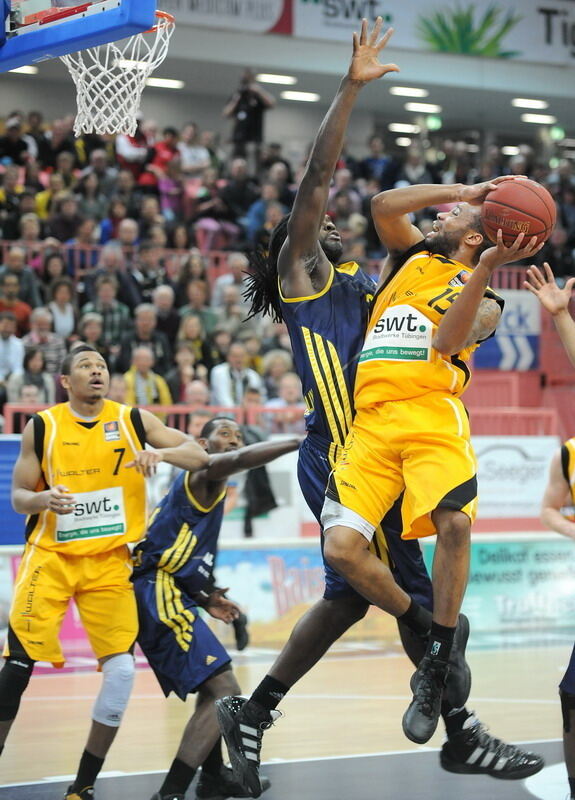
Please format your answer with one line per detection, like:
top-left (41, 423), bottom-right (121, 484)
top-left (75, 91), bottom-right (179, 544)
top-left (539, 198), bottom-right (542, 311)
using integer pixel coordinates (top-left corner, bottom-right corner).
top-left (5, 543), bottom-right (138, 666)
top-left (327, 392), bottom-right (478, 539)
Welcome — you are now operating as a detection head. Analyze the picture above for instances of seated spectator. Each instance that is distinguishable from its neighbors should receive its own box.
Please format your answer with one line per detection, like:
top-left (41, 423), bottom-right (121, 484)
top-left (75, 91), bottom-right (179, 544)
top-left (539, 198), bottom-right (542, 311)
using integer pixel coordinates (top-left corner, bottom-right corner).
top-left (327, 168), bottom-right (362, 214)
top-left (0, 311), bottom-right (24, 386)
top-left (75, 172), bottom-right (108, 221)
top-left (138, 195), bottom-right (164, 239)
top-left (211, 251), bottom-right (249, 308)
top-left (115, 303), bottom-right (172, 375)
top-left (22, 307), bottom-right (67, 375)
top-left (123, 345), bottom-right (172, 407)
top-left (253, 200), bottom-right (285, 251)
top-left (158, 156), bottom-right (185, 221)
top-left (99, 197), bottom-right (129, 244)
top-left (219, 157), bottom-right (259, 223)
top-left (0, 166), bottom-right (26, 240)
top-left (187, 407), bottom-right (213, 438)
top-left (41, 251), bottom-right (67, 300)
top-left (210, 341), bottom-right (265, 406)
top-left (239, 331), bottom-right (264, 374)
top-left (65, 217), bottom-right (99, 278)
top-left (139, 126), bottom-right (179, 193)
top-left (77, 312), bottom-right (107, 362)
top-left (209, 326), bottom-right (232, 367)
top-left (184, 379), bottom-right (210, 408)
top-left (0, 273), bottom-right (31, 335)
top-left (15, 213), bottom-right (45, 269)
top-left (244, 183), bottom-right (282, 243)
top-left (115, 116), bottom-right (149, 181)
top-left (42, 118), bottom-right (76, 171)
top-left (55, 150), bottom-right (79, 190)
top-left (190, 167), bottom-right (240, 253)
top-left (35, 172), bottom-right (66, 220)
top-left (19, 383), bottom-right (42, 404)
top-left (47, 277), bottom-right (77, 340)
top-left (215, 284), bottom-right (252, 337)
top-left (176, 314), bottom-right (212, 371)
top-left (174, 249), bottom-right (208, 306)
top-left (178, 122), bottom-right (211, 176)
top-left (152, 284), bottom-right (180, 347)
top-left (179, 278), bottom-right (217, 335)
top-left (85, 244), bottom-right (141, 310)
top-left (108, 372), bottom-right (128, 404)
top-left (23, 162), bottom-right (44, 194)
top-left (81, 148), bottom-right (118, 197)
top-left (165, 342), bottom-right (208, 403)
top-left (7, 347), bottom-right (55, 404)
top-left (262, 348), bottom-right (293, 399)
top-left (115, 169), bottom-right (143, 218)
top-left (266, 161), bottom-right (295, 209)
top-left (81, 274), bottom-right (132, 358)
top-left (0, 116), bottom-right (29, 165)
top-left (264, 371), bottom-right (305, 433)
top-left (169, 223), bottom-right (193, 252)
top-left (130, 240), bottom-right (168, 303)
top-left (0, 245), bottom-right (42, 308)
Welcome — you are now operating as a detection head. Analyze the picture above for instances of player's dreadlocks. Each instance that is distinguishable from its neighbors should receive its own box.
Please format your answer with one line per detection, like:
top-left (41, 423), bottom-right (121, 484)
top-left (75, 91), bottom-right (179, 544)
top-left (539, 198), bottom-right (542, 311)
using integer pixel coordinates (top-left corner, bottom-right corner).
top-left (243, 214), bottom-right (291, 323)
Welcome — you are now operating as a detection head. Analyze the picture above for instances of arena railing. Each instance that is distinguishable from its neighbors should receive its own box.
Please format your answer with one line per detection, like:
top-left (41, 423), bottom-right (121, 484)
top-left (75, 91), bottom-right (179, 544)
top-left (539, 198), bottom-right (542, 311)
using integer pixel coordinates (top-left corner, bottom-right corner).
top-left (3, 402), bottom-right (559, 436)
top-left (0, 240), bottom-right (529, 292)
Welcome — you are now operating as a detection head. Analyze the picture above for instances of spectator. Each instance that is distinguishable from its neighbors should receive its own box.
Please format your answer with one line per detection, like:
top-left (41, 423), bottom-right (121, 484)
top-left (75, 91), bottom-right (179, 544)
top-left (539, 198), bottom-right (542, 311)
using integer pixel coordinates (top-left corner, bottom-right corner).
top-left (140, 126), bottom-right (179, 192)
top-left (81, 148), bottom-right (119, 197)
top-left (41, 251), bottom-right (67, 289)
top-left (47, 194), bottom-right (83, 242)
top-left (7, 347), bottom-right (54, 404)
top-left (358, 134), bottom-right (398, 189)
top-left (260, 142), bottom-right (294, 183)
top-left (209, 325), bottom-right (232, 367)
top-left (115, 303), bottom-right (172, 375)
top-left (130, 240), bottom-right (167, 302)
top-left (139, 195), bottom-right (163, 240)
top-left (22, 163), bottom-right (45, 194)
top-left (178, 122), bottom-right (211, 176)
top-left (152, 284), bottom-right (180, 346)
top-left (85, 244), bottom-right (141, 310)
top-left (55, 150), bottom-right (79, 189)
top-left (0, 165), bottom-right (25, 239)
top-left (158, 156), bottom-right (185, 221)
top-left (396, 146), bottom-right (437, 186)
top-left (176, 314), bottom-right (212, 371)
top-left (75, 173), bottom-right (108, 220)
top-left (16, 213), bottom-right (45, 266)
top-left (191, 167), bottom-right (240, 253)
top-left (107, 372), bottom-right (128, 403)
top-left (211, 251), bottom-right (249, 308)
top-left (262, 348), bottom-right (293, 399)
top-left (114, 169), bottom-right (142, 218)
top-left (169, 223), bottom-right (193, 252)
top-left (123, 345), bottom-right (172, 407)
top-left (47, 277), bottom-right (77, 340)
top-left (35, 172), bottom-right (66, 220)
top-left (82, 274), bottom-right (132, 351)
top-left (187, 407), bottom-right (214, 438)
top-left (165, 342), bottom-right (208, 403)
top-left (65, 217), bottom-right (98, 277)
top-left (179, 278), bottom-right (218, 336)
top-left (210, 341), bottom-right (265, 406)
top-left (184, 379), bottom-right (210, 407)
top-left (244, 182), bottom-right (282, 243)
top-left (222, 69), bottom-right (275, 167)
top-left (215, 284), bottom-right (250, 337)
top-left (0, 116), bottom-right (29, 165)
top-left (25, 111), bottom-right (49, 165)
top-left (0, 246), bottom-right (42, 308)
top-left (19, 383), bottom-right (41, 404)
top-left (0, 273), bottom-right (31, 335)
top-left (115, 115), bottom-right (149, 180)
top-left (253, 200), bottom-right (285, 251)
top-left (219, 157), bottom-right (260, 224)
top-left (21, 307), bottom-right (67, 374)
top-left (174, 248), bottom-right (208, 305)
top-left (42, 118), bottom-right (76, 170)
top-left (99, 197), bottom-right (129, 243)
top-left (77, 312), bottom-right (107, 361)
top-left (111, 217), bottom-right (140, 254)
top-left (0, 311), bottom-right (24, 384)
top-left (264, 371), bottom-right (306, 433)
top-left (267, 161), bottom-right (295, 209)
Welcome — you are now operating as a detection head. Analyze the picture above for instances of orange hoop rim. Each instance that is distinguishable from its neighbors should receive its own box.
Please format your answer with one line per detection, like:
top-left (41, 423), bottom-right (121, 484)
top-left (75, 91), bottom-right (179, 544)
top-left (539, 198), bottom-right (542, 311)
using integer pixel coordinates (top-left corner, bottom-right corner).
top-left (147, 10), bottom-right (176, 33)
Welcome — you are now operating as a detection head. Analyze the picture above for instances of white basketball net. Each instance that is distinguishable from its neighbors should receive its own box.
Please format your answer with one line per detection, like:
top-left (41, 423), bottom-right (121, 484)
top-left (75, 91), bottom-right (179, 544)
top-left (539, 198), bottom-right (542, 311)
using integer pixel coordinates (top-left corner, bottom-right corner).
top-left (60, 11), bottom-right (175, 137)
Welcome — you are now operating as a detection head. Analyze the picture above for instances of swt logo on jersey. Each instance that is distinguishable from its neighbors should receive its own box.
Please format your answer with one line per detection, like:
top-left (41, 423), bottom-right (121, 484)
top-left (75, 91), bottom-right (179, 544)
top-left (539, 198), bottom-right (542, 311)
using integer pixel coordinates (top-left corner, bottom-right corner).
top-left (56, 487), bottom-right (126, 542)
top-left (360, 305), bottom-right (432, 363)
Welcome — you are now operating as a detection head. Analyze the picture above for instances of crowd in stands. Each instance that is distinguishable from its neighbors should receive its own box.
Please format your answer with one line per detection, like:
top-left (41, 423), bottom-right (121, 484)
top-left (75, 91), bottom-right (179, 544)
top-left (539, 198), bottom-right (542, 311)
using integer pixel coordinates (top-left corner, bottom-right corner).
top-left (0, 108), bottom-right (574, 431)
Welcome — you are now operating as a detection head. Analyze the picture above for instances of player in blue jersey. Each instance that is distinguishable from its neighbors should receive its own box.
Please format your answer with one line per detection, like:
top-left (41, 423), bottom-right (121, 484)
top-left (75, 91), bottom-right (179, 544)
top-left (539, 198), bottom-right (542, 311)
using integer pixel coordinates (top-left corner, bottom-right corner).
top-left (216, 18), bottom-right (543, 797)
top-left (133, 416), bottom-right (301, 800)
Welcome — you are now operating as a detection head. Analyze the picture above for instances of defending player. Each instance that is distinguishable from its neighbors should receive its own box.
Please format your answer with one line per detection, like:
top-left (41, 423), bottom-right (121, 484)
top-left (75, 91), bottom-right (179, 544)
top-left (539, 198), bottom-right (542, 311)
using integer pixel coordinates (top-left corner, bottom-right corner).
top-left (216, 19), bottom-right (543, 798)
top-left (0, 344), bottom-right (209, 800)
top-left (525, 261), bottom-right (575, 800)
top-left (134, 417), bottom-right (300, 800)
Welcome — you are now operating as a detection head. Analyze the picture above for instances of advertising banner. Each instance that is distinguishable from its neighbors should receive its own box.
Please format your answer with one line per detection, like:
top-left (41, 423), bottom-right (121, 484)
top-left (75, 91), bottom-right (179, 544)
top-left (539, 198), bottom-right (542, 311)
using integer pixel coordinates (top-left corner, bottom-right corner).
top-left (158, 0), bottom-right (291, 34)
top-left (474, 290), bottom-right (541, 371)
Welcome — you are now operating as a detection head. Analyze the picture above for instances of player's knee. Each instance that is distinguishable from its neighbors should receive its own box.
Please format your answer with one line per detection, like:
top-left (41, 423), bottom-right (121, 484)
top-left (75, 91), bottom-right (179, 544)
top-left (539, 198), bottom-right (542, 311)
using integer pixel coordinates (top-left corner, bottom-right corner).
top-left (199, 665), bottom-right (240, 699)
top-left (324, 528), bottom-right (365, 575)
top-left (327, 595), bottom-right (369, 627)
top-left (434, 509), bottom-right (470, 546)
top-left (92, 653), bottom-right (135, 728)
top-left (560, 689), bottom-right (575, 732)
top-left (0, 656), bottom-right (34, 721)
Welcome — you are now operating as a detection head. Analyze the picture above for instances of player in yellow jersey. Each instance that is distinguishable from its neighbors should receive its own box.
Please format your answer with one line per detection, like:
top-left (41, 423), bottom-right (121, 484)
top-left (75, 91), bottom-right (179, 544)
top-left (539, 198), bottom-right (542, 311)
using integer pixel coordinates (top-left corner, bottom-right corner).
top-left (525, 260), bottom-right (575, 800)
top-left (321, 179), bottom-right (542, 744)
top-left (0, 345), bottom-right (208, 800)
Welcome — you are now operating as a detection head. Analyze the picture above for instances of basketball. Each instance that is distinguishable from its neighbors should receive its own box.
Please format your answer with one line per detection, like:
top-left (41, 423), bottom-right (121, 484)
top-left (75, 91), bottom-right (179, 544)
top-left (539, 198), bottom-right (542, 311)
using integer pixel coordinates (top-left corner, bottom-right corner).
top-left (481, 178), bottom-right (556, 247)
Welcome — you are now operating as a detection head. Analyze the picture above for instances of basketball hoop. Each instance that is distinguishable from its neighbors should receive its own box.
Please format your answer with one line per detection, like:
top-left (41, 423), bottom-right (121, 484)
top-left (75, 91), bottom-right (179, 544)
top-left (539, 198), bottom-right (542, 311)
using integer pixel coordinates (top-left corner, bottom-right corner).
top-left (60, 10), bottom-right (175, 137)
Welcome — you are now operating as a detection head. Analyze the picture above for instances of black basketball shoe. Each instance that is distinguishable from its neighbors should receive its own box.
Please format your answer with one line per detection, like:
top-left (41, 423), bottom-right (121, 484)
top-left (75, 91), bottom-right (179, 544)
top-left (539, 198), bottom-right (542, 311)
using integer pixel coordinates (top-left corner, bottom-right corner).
top-left (440, 713), bottom-right (545, 779)
top-left (196, 764), bottom-right (270, 800)
top-left (216, 696), bottom-right (280, 798)
top-left (444, 613), bottom-right (471, 708)
top-left (402, 656), bottom-right (447, 744)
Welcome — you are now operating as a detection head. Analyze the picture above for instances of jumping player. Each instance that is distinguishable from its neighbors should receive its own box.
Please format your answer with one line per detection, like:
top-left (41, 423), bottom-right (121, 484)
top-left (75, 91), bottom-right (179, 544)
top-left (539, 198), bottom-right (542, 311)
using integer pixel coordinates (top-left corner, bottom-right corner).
top-left (133, 416), bottom-right (300, 800)
top-left (216, 18), bottom-right (543, 798)
top-left (0, 344), bottom-right (209, 800)
top-left (525, 261), bottom-right (575, 800)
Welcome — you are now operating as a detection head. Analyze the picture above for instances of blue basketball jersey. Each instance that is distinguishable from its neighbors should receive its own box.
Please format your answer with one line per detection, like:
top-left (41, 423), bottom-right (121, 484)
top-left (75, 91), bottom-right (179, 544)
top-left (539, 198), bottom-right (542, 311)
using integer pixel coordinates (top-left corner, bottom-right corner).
top-left (133, 470), bottom-right (225, 597)
top-left (280, 262), bottom-right (375, 450)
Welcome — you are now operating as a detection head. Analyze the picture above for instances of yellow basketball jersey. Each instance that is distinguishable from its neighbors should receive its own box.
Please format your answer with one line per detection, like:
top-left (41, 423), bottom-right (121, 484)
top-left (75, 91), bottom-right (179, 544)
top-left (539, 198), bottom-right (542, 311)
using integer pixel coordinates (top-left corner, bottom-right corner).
top-left (355, 245), bottom-right (500, 409)
top-left (562, 438), bottom-right (575, 508)
top-left (26, 400), bottom-right (147, 555)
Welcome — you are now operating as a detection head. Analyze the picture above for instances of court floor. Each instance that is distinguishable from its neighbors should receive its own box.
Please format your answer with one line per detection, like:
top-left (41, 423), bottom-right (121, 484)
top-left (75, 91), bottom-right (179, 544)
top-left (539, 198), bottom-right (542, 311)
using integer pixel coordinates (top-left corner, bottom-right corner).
top-left (0, 640), bottom-right (571, 799)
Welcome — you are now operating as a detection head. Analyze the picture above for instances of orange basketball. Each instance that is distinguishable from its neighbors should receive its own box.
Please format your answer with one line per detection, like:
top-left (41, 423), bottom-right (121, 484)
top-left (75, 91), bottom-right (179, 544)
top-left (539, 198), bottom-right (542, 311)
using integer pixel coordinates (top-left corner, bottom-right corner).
top-left (481, 178), bottom-right (556, 247)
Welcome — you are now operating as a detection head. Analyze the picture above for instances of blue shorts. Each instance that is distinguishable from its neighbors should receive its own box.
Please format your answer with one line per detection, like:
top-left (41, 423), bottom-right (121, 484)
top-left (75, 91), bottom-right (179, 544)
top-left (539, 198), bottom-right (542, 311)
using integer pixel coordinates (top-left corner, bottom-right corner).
top-left (560, 644), bottom-right (575, 694)
top-left (298, 433), bottom-right (433, 609)
top-left (133, 570), bottom-right (231, 700)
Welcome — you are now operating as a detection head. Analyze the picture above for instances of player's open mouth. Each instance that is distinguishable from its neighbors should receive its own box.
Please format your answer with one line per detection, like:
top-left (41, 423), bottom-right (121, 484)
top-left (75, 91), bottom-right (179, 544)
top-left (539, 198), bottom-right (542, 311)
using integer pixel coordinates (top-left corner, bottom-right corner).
top-left (90, 380), bottom-right (104, 389)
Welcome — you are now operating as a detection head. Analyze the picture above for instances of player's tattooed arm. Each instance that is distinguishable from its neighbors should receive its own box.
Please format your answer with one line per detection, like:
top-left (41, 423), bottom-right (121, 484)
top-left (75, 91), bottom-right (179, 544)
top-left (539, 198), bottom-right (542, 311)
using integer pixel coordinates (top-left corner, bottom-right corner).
top-left (463, 297), bottom-right (502, 347)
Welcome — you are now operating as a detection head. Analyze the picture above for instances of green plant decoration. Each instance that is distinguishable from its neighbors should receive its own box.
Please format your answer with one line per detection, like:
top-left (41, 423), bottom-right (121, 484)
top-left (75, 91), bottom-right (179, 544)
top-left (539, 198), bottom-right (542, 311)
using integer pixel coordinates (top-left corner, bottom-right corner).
top-left (417, 3), bottom-right (522, 58)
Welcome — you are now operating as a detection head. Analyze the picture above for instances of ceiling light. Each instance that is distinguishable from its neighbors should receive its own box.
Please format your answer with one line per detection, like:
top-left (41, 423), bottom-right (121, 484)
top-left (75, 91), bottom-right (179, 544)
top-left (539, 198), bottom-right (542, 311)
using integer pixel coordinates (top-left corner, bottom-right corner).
top-left (512, 98), bottom-right (549, 109)
top-left (405, 102), bottom-right (442, 113)
top-left (9, 65), bottom-right (38, 75)
top-left (560, 138), bottom-right (575, 148)
top-left (256, 73), bottom-right (296, 85)
top-left (390, 86), bottom-right (428, 97)
top-left (146, 77), bottom-right (185, 89)
top-left (467, 144), bottom-right (480, 153)
top-left (502, 146), bottom-right (520, 156)
top-left (388, 122), bottom-right (420, 134)
top-left (395, 137), bottom-right (412, 147)
top-left (281, 90), bottom-right (320, 102)
top-left (521, 113), bottom-right (557, 124)
top-left (562, 151), bottom-right (575, 160)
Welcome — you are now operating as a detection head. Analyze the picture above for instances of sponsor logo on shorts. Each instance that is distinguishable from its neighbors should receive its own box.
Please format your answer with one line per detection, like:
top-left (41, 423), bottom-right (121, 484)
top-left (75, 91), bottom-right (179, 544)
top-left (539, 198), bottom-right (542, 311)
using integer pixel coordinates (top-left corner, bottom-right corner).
top-left (104, 421), bottom-right (121, 441)
top-left (206, 655), bottom-right (218, 665)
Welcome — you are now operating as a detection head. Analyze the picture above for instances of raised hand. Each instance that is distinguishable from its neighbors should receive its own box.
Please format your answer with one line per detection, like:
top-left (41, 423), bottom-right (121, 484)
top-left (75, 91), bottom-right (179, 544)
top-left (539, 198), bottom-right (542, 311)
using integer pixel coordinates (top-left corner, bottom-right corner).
top-left (459, 175), bottom-right (524, 206)
top-left (348, 17), bottom-right (399, 84)
top-left (477, 230), bottom-right (542, 274)
top-left (524, 261), bottom-right (575, 315)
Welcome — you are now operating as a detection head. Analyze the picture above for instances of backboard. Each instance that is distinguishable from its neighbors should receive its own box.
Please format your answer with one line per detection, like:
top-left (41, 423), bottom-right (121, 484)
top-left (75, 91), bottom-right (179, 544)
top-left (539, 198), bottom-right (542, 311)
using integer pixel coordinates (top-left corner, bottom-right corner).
top-left (0, 0), bottom-right (157, 72)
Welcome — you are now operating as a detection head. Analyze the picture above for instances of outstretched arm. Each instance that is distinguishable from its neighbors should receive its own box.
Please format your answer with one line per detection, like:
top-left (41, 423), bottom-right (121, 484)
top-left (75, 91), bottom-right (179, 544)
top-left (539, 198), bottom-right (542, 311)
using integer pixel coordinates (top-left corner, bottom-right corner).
top-left (202, 435), bottom-right (301, 482)
top-left (371, 176), bottom-right (522, 268)
top-left (433, 231), bottom-right (541, 355)
top-left (541, 449), bottom-right (575, 539)
top-left (525, 261), bottom-right (575, 368)
top-left (127, 409), bottom-right (209, 475)
top-left (279, 18), bottom-right (398, 299)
